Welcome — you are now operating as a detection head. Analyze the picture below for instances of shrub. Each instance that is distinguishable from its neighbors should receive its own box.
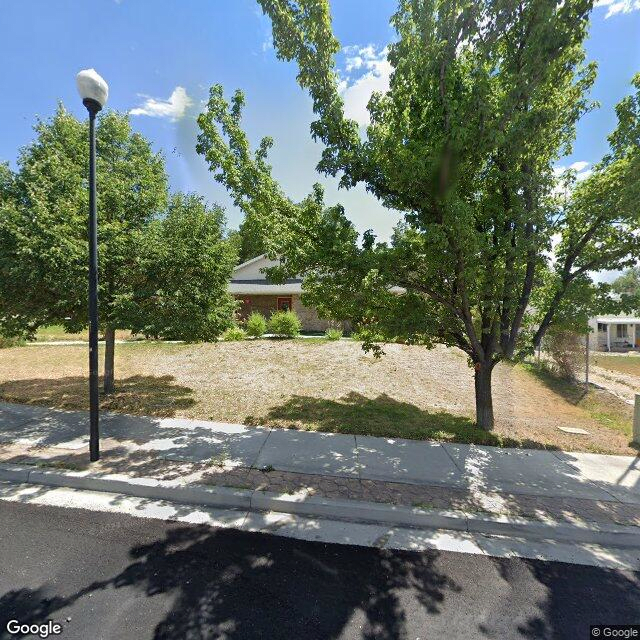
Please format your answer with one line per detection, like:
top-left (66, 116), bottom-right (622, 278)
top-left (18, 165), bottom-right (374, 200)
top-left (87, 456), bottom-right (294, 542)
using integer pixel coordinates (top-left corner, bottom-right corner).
top-left (267, 310), bottom-right (301, 337)
top-left (544, 328), bottom-right (583, 381)
top-left (221, 326), bottom-right (247, 341)
top-left (351, 328), bottom-right (386, 342)
top-left (0, 334), bottom-right (25, 349)
top-left (245, 312), bottom-right (267, 338)
top-left (325, 327), bottom-right (343, 341)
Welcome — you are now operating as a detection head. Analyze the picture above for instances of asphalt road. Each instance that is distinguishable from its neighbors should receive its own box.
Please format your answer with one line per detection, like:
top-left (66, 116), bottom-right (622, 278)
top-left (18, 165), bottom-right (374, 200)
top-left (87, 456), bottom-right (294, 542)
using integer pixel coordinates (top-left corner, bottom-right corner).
top-left (0, 501), bottom-right (638, 640)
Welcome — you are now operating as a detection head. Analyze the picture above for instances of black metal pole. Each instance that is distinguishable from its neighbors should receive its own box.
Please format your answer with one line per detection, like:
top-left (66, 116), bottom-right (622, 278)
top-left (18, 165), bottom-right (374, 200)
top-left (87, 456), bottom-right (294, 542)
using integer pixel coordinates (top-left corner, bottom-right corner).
top-left (85, 98), bottom-right (101, 462)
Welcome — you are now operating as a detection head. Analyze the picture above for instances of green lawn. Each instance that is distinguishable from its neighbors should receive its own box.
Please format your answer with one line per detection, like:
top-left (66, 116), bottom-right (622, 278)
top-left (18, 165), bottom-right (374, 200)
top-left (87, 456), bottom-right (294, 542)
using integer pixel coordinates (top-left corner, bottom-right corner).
top-left (520, 362), bottom-right (633, 441)
top-left (35, 325), bottom-right (134, 342)
top-left (592, 354), bottom-right (640, 378)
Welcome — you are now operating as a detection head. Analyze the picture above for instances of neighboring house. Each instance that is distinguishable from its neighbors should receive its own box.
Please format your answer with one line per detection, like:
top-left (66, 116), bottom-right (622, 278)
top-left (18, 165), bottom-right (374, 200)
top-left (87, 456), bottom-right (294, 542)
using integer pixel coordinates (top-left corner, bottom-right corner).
top-left (228, 254), bottom-right (338, 332)
top-left (588, 316), bottom-right (640, 352)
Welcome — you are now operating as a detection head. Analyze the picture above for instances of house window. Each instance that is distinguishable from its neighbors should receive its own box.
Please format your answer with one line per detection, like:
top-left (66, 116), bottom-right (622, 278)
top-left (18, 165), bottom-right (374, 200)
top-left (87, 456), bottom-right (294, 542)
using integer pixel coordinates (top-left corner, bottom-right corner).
top-left (597, 323), bottom-right (607, 332)
top-left (277, 296), bottom-right (292, 312)
top-left (616, 324), bottom-right (628, 338)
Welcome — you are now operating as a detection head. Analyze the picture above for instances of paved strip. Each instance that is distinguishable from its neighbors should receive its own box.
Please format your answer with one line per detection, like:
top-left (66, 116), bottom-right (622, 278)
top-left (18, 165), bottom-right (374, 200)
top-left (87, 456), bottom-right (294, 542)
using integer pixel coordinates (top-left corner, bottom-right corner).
top-left (2, 464), bottom-right (639, 549)
top-left (1, 402), bottom-right (638, 505)
top-left (0, 481), bottom-right (639, 571)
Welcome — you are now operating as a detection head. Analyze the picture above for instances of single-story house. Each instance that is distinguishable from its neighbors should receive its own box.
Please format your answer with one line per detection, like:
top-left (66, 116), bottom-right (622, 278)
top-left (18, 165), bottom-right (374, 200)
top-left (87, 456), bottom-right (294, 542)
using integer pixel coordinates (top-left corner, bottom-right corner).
top-left (588, 316), bottom-right (640, 352)
top-left (228, 254), bottom-right (338, 332)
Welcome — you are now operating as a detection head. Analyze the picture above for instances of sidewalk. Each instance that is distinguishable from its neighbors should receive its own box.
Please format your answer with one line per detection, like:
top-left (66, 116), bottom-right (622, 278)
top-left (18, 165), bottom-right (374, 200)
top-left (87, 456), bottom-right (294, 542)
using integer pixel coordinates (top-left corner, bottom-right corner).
top-left (1, 401), bottom-right (639, 535)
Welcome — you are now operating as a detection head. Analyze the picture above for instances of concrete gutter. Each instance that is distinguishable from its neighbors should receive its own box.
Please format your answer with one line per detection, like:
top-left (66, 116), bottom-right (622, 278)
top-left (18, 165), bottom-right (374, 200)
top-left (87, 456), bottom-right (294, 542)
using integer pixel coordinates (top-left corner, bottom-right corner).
top-left (2, 462), bottom-right (639, 549)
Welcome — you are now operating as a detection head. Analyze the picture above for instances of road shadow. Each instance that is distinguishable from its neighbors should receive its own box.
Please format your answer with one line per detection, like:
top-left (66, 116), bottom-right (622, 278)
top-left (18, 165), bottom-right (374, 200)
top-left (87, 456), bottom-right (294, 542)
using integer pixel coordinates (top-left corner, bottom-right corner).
top-left (484, 555), bottom-right (640, 639)
top-left (0, 523), bottom-right (460, 640)
top-left (251, 392), bottom-right (554, 449)
top-left (0, 375), bottom-right (196, 417)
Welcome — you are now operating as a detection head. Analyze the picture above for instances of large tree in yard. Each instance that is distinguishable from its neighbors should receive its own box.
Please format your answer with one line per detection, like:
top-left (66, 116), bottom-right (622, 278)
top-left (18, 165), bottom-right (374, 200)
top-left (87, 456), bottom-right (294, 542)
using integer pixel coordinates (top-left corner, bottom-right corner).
top-left (0, 106), bottom-right (236, 394)
top-left (120, 192), bottom-right (237, 341)
top-left (197, 0), bottom-right (639, 430)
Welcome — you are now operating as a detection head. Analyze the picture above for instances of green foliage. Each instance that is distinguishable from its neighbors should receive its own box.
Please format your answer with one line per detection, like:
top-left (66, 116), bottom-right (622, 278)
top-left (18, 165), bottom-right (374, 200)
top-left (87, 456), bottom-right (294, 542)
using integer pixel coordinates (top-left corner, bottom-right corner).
top-left (245, 311), bottom-right (267, 337)
top-left (612, 267), bottom-right (640, 299)
top-left (0, 105), bottom-right (168, 339)
top-left (122, 193), bottom-right (236, 341)
top-left (196, 2), bottom-right (640, 429)
top-left (0, 334), bottom-right (25, 349)
top-left (324, 327), bottom-right (342, 341)
top-left (225, 229), bottom-right (242, 264)
top-left (267, 310), bottom-right (301, 337)
top-left (237, 213), bottom-right (266, 264)
top-left (0, 106), bottom-right (236, 387)
top-left (222, 325), bottom-right (247, 341)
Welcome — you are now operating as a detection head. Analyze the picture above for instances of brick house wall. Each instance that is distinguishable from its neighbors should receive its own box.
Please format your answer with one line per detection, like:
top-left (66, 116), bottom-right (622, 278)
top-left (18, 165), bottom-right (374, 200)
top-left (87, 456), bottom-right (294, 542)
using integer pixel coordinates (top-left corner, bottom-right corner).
top-left (234, 294), bottom-right (337, 332)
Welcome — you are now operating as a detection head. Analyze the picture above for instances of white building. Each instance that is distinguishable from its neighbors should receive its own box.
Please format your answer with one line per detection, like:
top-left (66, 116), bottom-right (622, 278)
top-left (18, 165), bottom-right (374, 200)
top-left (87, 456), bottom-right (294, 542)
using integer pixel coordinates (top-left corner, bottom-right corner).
top-left (588, 316), bottom-right (640, 352)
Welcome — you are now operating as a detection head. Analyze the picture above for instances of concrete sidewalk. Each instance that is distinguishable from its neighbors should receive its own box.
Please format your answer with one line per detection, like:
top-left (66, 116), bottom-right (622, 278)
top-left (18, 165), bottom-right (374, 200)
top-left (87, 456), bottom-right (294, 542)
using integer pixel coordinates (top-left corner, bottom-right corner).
top-left (1, 401), bottom-right (639, 505)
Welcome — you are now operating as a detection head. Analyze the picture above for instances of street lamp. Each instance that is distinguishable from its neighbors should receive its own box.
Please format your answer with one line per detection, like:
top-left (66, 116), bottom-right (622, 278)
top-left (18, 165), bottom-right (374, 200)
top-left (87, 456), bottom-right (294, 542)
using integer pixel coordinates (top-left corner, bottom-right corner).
top-left (76, 69), bottom-right (108, 462)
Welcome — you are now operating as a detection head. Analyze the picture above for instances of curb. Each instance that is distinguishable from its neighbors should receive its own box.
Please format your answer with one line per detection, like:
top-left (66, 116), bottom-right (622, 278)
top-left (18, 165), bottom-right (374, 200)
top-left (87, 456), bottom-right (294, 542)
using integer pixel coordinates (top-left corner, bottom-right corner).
top-left (2, 463), bottom-right (639, 549)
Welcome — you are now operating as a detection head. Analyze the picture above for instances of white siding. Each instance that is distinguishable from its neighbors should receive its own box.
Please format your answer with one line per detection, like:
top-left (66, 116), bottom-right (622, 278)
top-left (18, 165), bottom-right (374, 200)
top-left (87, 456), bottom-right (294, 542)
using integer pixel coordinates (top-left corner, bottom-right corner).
top-left (232, 255), bottom-right (280, 280)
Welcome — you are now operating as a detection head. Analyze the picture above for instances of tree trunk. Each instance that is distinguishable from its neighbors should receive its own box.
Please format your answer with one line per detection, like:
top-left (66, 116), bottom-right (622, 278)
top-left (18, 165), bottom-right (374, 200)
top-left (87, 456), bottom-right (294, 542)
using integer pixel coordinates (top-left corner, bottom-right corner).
top-left (474, 361), bottom-right (494, 431)
top-left (103, 327), bottom-right (116, 395)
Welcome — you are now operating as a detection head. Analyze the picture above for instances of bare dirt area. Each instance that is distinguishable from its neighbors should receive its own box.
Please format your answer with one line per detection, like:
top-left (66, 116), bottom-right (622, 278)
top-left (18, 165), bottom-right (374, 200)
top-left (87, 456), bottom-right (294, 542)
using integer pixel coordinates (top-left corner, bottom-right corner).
top-left (0, 340), bottom-right (635, 454)
top-left (585, 355), bottom-right (640, 405)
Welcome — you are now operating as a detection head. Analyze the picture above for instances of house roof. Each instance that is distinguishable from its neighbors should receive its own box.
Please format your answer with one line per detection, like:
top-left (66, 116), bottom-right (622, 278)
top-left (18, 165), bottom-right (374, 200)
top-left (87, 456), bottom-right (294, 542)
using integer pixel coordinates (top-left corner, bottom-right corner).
top-left (595, 317), bottom-right (640, 325)
top-left (229, 254), bottom-right (406, 296)
top-left (229, 280), bottom-right (303, 295)
top-left (233, 254), bottom-right (271, 271)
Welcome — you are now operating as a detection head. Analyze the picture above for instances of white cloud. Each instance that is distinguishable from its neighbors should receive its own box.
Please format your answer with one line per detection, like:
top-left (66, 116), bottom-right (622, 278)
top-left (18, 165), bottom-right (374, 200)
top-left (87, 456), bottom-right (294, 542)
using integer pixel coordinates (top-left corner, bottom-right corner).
top-left (569, 160), bottom-right (590, 172)
top-left (594, 0), bottom-right (640, 18)
top-left (339, 44), bottom-right (392, 126)
top-left (554, 161), bottom-right (593, 183)
top-left (130, 86), bottom-right (193, 121)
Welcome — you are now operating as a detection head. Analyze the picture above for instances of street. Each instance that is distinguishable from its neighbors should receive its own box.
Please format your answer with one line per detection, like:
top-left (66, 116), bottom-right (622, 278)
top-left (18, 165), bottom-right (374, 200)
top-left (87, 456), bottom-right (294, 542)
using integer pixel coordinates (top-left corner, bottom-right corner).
top-left (0, 501), bottom-right (638, 640)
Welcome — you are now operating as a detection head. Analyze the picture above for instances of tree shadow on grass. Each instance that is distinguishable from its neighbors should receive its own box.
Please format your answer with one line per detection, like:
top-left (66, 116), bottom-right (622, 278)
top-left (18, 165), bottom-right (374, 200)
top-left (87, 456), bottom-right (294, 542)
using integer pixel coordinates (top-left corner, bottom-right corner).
top-left (0, 523), bottom-right (460, 640)
top-left (0, 375), bottom-right (196, 418)
top-left (249, 392), bottom-right (552, 449)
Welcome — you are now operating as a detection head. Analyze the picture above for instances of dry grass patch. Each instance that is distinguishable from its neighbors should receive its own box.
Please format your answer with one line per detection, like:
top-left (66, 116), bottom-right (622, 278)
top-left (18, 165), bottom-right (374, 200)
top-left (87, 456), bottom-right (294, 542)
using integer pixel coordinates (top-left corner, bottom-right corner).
top-left (0, 340), bottom-right (635, 454)
top-left (592, 354), bottom-right (640, 377)
top-left (35, 325), bottom-right (133, 342)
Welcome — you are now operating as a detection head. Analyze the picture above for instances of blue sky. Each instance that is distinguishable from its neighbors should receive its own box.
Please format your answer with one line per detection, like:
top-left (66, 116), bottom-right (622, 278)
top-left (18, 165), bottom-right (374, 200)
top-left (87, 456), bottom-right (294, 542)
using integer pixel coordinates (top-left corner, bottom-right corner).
top-left (1, 0), bottom-right (639, 246)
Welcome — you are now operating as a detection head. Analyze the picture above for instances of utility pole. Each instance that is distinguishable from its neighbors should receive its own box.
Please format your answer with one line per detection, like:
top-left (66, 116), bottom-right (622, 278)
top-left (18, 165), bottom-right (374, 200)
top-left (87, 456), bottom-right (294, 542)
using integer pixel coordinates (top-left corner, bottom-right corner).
top-left (76, 69), bottom-right (109, 462)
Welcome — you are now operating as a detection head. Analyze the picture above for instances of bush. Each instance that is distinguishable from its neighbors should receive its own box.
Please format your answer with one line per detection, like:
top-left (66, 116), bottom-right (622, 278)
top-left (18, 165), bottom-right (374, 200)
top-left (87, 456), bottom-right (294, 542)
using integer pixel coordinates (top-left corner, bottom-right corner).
top-left (351, 326), bottom-right (386, 342)
top-left (221, 326), bottom-right (247, 341)
top-left (325, 327), bottom-right (342, 341)
top-left (544, 328), bottom-right (583, 381)
top-left (267, 310), bottom-right (301, 337)
top-left (0, 334), bottom-right (26, 349)
top-left (245, 312), bottom-right (267, 338)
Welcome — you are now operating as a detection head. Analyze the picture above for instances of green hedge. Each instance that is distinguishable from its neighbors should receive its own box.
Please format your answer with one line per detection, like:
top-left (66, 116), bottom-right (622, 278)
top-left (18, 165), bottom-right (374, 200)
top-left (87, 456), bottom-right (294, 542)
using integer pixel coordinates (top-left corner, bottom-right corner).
top-left (267, 310), bottom-right (301, 338)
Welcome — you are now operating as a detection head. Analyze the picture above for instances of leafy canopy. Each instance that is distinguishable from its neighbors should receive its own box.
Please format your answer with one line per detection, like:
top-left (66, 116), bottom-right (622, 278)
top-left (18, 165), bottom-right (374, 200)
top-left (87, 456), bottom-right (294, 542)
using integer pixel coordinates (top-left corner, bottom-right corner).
top-left (197, 0), bottom-right (639, 427)
top-left (0, 105), bottom-right (167, 337)
top-left (0, 106), bottom-right (236, 343)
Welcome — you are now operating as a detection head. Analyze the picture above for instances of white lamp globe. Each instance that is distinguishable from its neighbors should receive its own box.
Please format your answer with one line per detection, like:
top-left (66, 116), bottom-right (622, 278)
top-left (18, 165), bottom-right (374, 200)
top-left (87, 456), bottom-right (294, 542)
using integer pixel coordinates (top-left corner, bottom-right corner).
top-left (76, 69), bottom-right (109, 109)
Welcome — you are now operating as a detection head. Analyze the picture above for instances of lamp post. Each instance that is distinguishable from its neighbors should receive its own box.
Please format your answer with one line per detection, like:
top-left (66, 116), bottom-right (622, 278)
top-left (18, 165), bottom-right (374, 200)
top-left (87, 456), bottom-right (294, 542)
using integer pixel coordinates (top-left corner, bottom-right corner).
top-left (76, 69), bottom-right (108, 462)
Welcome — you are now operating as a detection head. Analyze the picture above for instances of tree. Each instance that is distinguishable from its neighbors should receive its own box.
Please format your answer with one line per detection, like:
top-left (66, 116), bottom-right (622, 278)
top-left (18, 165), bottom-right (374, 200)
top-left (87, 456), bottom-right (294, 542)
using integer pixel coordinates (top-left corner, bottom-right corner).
top-left (121, 193), bottom-right (237, 341)
top-left (197, 0), bottom-right (639, 430)
top-left (0, 105), bottom-right (168, 393)
top-left (612, 268), bottom-right (640, 298)
top-left (237, 212), bottom-right (267, 263)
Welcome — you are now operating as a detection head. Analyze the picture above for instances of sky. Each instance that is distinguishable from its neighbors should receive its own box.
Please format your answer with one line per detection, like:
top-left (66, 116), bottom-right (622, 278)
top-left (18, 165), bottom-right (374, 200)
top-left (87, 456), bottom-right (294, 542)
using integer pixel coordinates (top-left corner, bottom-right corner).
top-left (1, 0), bottom-right (639, 257)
